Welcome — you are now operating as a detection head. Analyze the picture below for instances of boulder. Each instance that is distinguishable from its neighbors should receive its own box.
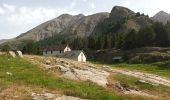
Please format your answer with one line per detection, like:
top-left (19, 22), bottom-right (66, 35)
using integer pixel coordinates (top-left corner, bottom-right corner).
top-left (6, 72), bottom-right (13, 76)
top-left (128, 56), bottom-right (141, 64)
top-left (16, 51), bottom-right (23, 58)
top-left (45, 60), bottom-right (51, 65)
top-left (8, 51), bottom-right (16, 58)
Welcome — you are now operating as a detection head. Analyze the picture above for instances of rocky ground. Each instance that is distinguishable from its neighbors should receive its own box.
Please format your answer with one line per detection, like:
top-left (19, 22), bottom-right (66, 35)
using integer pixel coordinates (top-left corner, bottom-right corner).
top-left (24, 55), bottom-right (170, 99)
top-left (26, 55), bottom-right (109, 87)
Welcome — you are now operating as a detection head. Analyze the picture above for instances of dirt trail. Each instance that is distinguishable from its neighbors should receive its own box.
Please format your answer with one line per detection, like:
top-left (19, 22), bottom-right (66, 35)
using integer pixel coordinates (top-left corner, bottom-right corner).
top-left (103, 66), bottom-right (170, 87)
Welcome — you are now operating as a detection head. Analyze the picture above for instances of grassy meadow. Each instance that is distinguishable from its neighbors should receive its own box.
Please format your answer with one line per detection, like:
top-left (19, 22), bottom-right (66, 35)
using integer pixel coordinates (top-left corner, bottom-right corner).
top-left (91, 60), bottom-right (170, 78)
top-left (0, 54), bottom-right (137, 100)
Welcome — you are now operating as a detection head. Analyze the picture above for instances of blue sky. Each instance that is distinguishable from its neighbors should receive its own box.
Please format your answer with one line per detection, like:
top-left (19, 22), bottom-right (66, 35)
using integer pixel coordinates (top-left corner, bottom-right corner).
top-left (0, 0), bottom-right (170, 39)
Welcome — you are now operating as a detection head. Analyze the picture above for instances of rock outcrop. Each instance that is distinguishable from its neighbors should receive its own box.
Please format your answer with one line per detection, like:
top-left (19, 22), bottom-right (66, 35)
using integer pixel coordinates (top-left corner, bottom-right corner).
top-left (110, 6), bottom-right (135, 21)
top-left (8, 51), bottom-right (16, 58)
top-left (26, 55), bottom-right (110, 87)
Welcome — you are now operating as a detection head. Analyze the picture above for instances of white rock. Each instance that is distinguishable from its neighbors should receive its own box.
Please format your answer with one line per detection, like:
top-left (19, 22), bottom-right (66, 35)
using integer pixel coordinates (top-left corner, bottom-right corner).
top-left (58, 65), bottom-right (70, 72)
top-left (31, 92), bottom-right (56, 100)
top-left (43, 93), bottom-right (55, 99)
top-left (9, 51), bottom-right (16, 58)
top-left (16, 51), bottom-right (23, 58)
top-left (60, 66), bottom-right (110, 87)
top-left (45, 60), bottom-right (51, 65)
top-left (6, 72), bottom-right (13, 76)
top-left (55, 95), bottom-right (89, 100)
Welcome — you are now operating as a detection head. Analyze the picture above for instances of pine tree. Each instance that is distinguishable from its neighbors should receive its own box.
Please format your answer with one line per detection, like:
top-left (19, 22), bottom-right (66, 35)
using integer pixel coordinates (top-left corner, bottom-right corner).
top-left (153, 22), bottom-right (169, 47)
top-left (122, 29), bottom-right (137, 50)
top-left (1, 44), bottom-right (11, 52)
top-left (137, 27), bottom-right (155, 47)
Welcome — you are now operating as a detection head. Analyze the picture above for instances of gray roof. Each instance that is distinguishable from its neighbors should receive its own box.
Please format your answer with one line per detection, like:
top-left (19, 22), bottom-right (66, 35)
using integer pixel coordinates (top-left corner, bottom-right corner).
top-left (62, 50), bottom-right (84, 60)
top-left (44, 44), bottom-right (69, 51)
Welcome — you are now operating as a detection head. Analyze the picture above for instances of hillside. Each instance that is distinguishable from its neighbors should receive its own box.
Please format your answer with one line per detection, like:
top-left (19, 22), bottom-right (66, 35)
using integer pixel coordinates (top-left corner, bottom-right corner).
top-left (92, 6), bottom-right (152, 35)
top-left (152, 11), bottom-right (170, 24)
top-left (1, 53), bottom-right (170, 99)
top-left (0, 39), bottom-right (8, 45)
top-left (36, 6), bottom-right (153, 49)
top-left (2, 6), bottom-right (154, 48)
top-left (4, 12), bottom-right (109, 47)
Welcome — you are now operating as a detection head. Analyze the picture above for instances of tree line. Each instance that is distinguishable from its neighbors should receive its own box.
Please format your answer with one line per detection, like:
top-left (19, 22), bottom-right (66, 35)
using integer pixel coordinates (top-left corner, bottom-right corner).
top-left (68, 22), bottom-right (170, 50)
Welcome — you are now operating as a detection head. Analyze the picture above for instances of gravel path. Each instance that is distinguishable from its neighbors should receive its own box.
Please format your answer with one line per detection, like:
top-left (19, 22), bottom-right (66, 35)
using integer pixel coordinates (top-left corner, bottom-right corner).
top-left (103, 66), bottom-right (170, 87)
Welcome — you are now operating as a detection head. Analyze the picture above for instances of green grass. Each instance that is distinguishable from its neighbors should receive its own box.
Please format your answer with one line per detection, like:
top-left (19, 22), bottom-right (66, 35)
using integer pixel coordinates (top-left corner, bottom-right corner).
top-left (113, 74), bottom-right (170, 95)
top-left (112, 61), bottom-right (170, 78)
top-left (0, 55), bottom-right (128, 100)
top-left (91, 60), bottom-right (170, 78)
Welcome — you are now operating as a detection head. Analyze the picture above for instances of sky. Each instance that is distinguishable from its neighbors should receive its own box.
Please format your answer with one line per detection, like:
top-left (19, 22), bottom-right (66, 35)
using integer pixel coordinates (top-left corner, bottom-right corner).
top-left (1, 0), bottom-right (170, 39)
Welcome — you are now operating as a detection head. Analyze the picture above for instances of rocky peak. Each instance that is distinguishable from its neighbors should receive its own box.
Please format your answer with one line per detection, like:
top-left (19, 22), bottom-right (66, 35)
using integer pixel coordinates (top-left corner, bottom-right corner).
top-left (75, 14), bottom-right (85, 18)
top-left (152, 11), bottom-right (170, 24)
top-left (157, 11), bottom-right (169, 15)
top-left (57, 14), bottom-right (73, 19)
top-left (110, 6), bottom-right (135, 21)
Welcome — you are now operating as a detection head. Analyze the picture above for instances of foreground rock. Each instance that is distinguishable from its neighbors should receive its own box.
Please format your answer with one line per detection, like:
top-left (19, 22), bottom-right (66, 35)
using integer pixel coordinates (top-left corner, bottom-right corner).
top-left (32, 92), bottom-right (56, 100)
top-left (32, 93), bottom-right (88, 100)
top-left (58, 65), bottom-right (110, 87)
top-left (16, 51), bottom-right (23, 58)
top-left (9, 51), bottom-right (16, 58)
top-left (55, 95), bottom-right (89, 100)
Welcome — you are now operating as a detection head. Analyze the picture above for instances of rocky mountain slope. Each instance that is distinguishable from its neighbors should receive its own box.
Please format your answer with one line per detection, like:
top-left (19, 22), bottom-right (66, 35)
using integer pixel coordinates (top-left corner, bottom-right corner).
top-left (92, 6), bottom-right (152, 35)
top-left (152, 11), bottom-right (170, 24)
top-left (8, 13), bottom-right (109, 44)
top-left (0, 39), bottom-right (8, 45)
top-left (3, 6), bottom-right (153, 47)
top-left (16, 14), bottom-right (85, 41)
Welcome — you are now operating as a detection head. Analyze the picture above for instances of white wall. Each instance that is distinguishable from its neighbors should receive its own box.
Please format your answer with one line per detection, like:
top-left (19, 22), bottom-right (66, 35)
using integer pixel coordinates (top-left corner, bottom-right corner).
top-left (43, 51), bottom-right (64, 56)
top-left (64, 46), bottom-right (71, 52)
top-left (78, 52), bottom-right (86, 62)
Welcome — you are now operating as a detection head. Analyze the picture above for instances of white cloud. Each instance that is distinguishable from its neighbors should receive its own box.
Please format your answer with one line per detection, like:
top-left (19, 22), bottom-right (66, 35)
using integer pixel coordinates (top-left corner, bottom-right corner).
top-left (122, 0), bottom-right (131, 7)
top-left (0, 3), bottom-right (16, 15)
top-left (0, 3), bottom-right (80, 39)
top-left (91, 3), bottom-right (95, 9)
top-left (0, 7), bottom-right (5, 14)
top-left (82, 0), bottom-right (87, 2)
top-left (70, 2), bottom-right (76, 9)
top-left (6, 7), bottom-right (79, 26)
top-left (2, 3), bottom-right (16, 12)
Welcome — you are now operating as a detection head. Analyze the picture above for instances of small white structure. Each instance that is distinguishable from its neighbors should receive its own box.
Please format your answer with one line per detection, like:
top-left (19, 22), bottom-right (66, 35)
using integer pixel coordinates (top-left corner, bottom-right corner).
top-left (43, 45), bottom-right (71, 56)
top-left (63, 51), bottom-right (86, 62)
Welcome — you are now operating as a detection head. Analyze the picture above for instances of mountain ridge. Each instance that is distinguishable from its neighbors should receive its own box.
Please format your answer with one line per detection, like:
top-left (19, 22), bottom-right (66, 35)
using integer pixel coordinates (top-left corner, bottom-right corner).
top-left (2, 6), bottom-right (166, 48)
